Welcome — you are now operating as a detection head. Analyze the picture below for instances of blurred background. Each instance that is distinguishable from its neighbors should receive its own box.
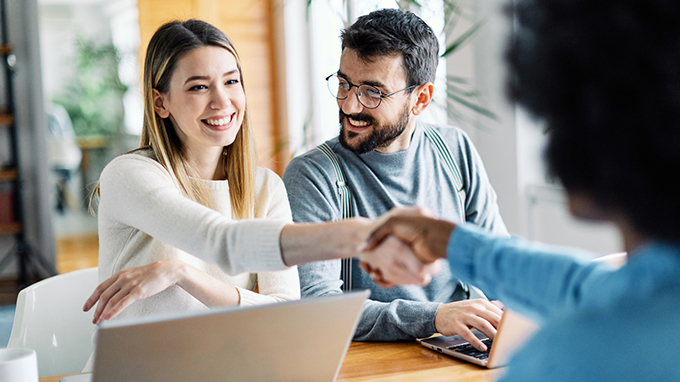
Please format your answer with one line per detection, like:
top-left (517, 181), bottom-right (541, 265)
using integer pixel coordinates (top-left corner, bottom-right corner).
top-left (0, 0), bottom-right (623, 317)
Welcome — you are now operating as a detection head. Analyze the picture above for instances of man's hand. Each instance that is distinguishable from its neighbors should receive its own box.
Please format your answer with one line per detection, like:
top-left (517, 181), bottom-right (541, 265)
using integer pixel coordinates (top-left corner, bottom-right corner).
top-left (435, 299), bottom-right (504, 352)
top-left (357, 236), bottom-right (441, 287)
top-left (362, 207), bottom-right (456, 264)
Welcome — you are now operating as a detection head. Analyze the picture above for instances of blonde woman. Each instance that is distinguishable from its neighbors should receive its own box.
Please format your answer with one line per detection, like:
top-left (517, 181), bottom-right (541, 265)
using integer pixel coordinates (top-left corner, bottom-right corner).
top-left (81, 19), bottom-right (301, 324)
top-left (83, 19), bottom-right (433, 325)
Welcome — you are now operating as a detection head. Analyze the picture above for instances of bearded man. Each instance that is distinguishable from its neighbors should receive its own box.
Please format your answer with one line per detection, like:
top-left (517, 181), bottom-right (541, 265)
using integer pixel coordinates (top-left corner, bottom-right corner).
top-left (283, 8), bottom-right (507, 344)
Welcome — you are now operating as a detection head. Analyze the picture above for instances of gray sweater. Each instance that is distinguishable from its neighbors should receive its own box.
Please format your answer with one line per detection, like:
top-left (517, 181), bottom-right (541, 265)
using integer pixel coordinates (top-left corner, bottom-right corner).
top-left (283, 122), bottom-right (507, 341)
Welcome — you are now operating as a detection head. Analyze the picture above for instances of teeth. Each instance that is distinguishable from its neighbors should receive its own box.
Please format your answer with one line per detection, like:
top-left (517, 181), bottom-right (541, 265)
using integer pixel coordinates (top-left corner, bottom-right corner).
top-left (348, 118), bottom-right (369, 127)
top-left (205, 115), bottom-right (233, 126)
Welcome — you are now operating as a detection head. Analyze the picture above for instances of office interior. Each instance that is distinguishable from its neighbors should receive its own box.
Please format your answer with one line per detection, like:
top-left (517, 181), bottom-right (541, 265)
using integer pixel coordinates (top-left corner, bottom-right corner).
top-left (0, 0), bottom-right (623, 304)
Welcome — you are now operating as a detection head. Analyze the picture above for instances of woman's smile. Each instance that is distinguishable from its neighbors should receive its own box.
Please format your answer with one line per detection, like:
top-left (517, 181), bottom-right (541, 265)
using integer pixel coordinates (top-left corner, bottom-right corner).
top-left (202, 113), bottom-right (236, 130)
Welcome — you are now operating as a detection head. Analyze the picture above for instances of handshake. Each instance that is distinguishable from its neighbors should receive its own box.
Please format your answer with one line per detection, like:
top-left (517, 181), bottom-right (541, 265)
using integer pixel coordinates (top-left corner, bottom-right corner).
top-left (356, 206), bottom-right (457, 288)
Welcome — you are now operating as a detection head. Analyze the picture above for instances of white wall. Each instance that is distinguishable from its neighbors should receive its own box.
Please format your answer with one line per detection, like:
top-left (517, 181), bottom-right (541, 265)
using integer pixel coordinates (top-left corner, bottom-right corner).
top-left (462, 0), bottom-right (622, 256)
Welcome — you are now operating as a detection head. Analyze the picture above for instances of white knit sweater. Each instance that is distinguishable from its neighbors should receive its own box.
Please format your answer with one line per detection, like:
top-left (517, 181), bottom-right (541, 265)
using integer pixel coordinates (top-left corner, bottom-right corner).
top-left (97, 151), bottom-right (299, 320)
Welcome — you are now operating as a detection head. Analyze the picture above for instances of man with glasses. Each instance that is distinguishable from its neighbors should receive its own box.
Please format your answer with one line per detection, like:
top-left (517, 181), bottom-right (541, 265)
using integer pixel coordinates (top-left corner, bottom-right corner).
top-left (283, 8), bottom-right (507, 345)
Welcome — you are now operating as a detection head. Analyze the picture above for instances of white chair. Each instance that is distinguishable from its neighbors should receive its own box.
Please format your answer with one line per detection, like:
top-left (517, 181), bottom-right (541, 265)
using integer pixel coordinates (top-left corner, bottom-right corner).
top-left (8, 267), bottom-right (99, 377)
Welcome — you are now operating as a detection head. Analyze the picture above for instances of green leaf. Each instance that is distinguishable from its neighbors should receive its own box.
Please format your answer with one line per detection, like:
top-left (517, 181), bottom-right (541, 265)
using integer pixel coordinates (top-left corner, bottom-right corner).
top-left (445, 89), bottom-right (498, 120)
top-left (445, 75), bottom-right (470, 84)
top-left (402, 0), bottom-right (423, 7)
top-left (446, 83), bottom-right (480, 97)
top-left (441, 20), bottom-right (484, 57)
top-left (443, 0), bottom-right (461, 15)
top-left (442, 0), bottom-right (464, 34)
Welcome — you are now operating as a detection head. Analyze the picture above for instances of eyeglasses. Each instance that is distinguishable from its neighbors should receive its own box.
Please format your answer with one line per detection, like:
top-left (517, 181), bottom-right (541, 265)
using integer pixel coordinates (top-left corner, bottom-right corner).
top-left (325, 73), bottom-right (417, 109)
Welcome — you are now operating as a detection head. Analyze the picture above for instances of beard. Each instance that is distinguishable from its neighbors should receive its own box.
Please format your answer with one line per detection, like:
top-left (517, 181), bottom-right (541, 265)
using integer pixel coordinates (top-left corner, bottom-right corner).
top-left (338, 104), bottom-right (411, 154)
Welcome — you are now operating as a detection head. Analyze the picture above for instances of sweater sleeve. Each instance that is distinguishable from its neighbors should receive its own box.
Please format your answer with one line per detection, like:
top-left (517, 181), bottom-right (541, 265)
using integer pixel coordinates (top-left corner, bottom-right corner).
top-left (240, 172), bottom-right (300, 306)
top-left (451, 128), bottom-right (508, 236)
top-left (99, 154), bottom-right (288, 275)
top-left (351, 299), bottom-right (440, 341)
top-left (447, 224), bottom-right (609, 322)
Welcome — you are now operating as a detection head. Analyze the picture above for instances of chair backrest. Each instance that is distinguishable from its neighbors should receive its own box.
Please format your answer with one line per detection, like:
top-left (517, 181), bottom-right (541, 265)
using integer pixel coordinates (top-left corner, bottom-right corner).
top-left (8, 267), bottom-right (99, 377)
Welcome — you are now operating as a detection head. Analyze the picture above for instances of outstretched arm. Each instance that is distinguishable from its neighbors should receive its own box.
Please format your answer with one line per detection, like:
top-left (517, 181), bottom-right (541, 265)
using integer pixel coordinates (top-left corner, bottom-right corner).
top-left (100, 155), bottom-right (428, 285)
top-left (281, 220), bottom-right (434, 286)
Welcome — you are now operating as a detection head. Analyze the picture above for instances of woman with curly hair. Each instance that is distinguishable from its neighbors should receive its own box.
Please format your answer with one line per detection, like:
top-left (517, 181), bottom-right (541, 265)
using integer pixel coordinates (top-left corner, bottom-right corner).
top-left (363, 0), bottom-right (680, 380)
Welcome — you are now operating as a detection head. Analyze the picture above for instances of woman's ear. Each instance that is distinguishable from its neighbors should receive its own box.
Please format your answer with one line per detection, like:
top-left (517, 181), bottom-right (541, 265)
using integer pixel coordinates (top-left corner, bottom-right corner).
top-left (152, 89), bottom-right (170, 118)
top-left (410, 82), bottom-right (434, 116)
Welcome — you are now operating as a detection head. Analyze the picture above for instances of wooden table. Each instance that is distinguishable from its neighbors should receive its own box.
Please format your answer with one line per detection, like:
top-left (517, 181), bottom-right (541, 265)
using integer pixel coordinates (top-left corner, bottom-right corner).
top-left (337, 341), bottom-right (502, 381)
top-left (40, 341), bottom-right (502, 382)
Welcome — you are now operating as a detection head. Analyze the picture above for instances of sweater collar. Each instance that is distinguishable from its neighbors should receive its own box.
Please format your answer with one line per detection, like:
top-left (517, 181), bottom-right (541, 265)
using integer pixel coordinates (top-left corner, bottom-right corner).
top-left (355, 122), bottom-right (424, 174)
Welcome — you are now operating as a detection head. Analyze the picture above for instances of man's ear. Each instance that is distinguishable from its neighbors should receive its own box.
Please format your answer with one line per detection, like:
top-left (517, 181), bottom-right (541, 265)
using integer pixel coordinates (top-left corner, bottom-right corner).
top-left (152, 89), bottom-right (170, 118)
top-left (411, 82), bottom-right (434, 116)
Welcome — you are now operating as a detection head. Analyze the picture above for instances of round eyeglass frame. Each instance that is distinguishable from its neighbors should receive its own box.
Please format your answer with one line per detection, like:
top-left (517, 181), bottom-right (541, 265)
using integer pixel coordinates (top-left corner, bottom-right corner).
top-left (325, 73), bottom-right (418, 109)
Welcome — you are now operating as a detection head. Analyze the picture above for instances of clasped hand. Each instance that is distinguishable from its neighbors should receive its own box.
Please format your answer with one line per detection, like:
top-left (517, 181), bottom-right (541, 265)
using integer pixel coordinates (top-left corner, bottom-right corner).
top-left (362, 208), bottom-right (503, 352)
top-left (357, 206), bottom-right (454, 288)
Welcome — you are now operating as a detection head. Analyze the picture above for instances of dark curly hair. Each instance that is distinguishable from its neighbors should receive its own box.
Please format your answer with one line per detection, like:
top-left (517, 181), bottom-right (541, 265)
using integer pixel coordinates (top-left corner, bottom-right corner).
top-left (506, 0), bottom-right (680, 240)
top-left (341, 8), bottom-right (439, 88)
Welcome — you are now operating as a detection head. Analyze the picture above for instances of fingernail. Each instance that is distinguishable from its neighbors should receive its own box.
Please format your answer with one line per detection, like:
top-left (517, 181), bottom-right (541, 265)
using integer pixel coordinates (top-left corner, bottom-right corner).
top-left (356, 241), bottom-right (367, 252)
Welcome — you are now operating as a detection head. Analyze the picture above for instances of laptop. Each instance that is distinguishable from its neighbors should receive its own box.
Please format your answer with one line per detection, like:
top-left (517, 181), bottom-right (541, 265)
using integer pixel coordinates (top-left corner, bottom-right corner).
top-left (62, 291), bottom-right (369, 382)
top-left (417, 309), bottom-right (539, 368)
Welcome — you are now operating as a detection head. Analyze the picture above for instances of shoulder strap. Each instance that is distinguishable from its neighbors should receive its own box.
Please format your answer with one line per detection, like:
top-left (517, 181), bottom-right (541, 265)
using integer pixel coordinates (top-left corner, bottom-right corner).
top-left (422, 125), bottom-right (471, 298)
top-left (316, 143), bottom-right (354, 292)
top-left (422, 125), bottom-right (467, 222)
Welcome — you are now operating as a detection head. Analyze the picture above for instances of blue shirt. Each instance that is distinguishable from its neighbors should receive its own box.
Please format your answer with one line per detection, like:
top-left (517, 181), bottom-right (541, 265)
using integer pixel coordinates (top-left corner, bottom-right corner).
top-left (448, 224), bottom-right (680, 381)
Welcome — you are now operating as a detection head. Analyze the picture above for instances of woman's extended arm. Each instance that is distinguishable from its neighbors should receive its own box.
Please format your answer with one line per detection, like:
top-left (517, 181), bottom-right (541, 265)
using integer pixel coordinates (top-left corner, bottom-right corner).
top-left (280, 219), bottom-right (437, 286)
top-left (101, 155), bottom-right (428, 284)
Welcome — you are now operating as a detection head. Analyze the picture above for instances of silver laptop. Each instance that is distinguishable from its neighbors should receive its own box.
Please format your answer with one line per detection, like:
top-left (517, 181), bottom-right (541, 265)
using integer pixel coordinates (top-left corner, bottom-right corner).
top-left (418, 309), bottom-right (539, 368)
top-left (63, 291), bottom-right (368, 382)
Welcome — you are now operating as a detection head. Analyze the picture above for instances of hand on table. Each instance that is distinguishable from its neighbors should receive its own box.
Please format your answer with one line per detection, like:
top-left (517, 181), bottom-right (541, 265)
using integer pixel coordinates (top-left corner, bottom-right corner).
top-left (83, 259), bottom-right (186, 324)
top-left (435, 299), bottom-right (504, 352)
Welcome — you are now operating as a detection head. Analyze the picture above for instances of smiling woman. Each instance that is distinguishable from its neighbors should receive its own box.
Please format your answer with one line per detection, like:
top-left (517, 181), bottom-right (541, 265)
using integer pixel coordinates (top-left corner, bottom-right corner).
top-left (86, 20), bottom-right (300, 326)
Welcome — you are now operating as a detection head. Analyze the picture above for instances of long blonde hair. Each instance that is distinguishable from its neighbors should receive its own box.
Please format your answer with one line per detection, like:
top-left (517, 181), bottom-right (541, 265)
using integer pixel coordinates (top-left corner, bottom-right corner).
top-left (93, 19), bottom-right (256, 219)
